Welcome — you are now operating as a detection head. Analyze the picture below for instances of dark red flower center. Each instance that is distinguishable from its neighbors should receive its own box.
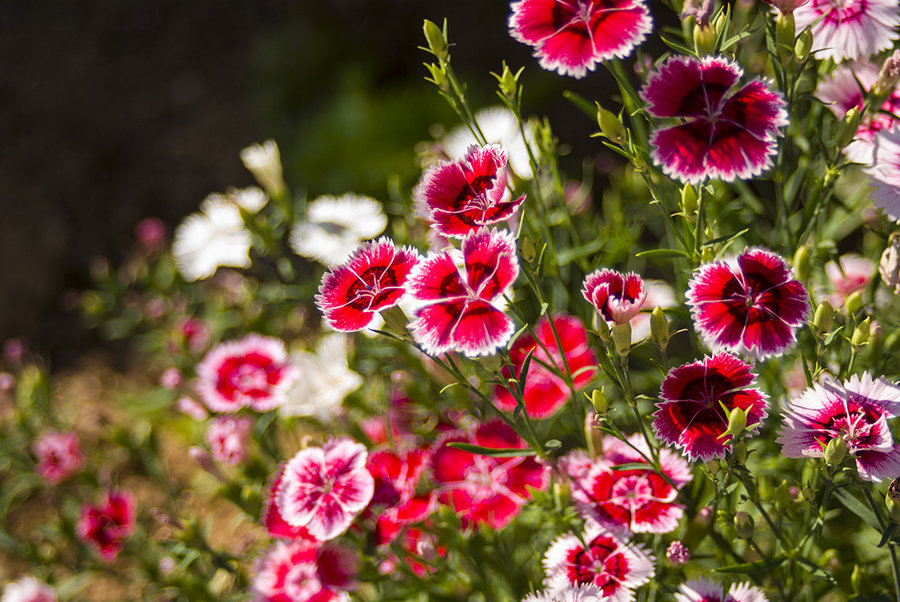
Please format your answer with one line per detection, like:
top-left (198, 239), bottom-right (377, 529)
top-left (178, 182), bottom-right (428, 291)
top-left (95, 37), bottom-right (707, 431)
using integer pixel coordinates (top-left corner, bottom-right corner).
top-left (812, 400), bottom-right (882, 449)
top-left (566, 534), bottom-right (628, 592)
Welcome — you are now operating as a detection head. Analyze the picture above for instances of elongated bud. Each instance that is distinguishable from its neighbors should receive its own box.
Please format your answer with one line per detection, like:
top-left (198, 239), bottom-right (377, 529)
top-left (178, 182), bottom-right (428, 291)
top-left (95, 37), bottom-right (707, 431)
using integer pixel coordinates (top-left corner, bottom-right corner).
top-left (681, 184), bottom-right (699, 221)
top-left (585, 411), bottom-right (604, 458)
top-left (886, 478), bottom-right (900, 523)
top-left (845, 290), bottom-right (863, 314)
top-left (693, 22), bottom-right (717, 56)
top-left (795, 29), bottom-right (813, 61)
top-left (494, 62), bottom-right (522, 102)
top-left (613, 322), bottom-right (632, 357)
top-left (733, 512), bottom-right (755, 539)
top-left (814, 300), bottom-right (835, 334)
top-left (425, 63), bottom-right (447, 90)
top-left (520, 236), bottom-right (536, 263)
top-left (650, 306), bottom-right (669, 350)
top-left (423, 20), bottom-right (448, 61)
top-left (851, 317), bottom-right (871, 347)
top-left (596, 105), bottom-right (626, 145)
top-left (775, 12), bottom-right (795, 51)
top-left (851, 564), bottom-right (863, 593)
top-left (873, 50), bottom-right (900, 100)
top-left (705, 458), bottom-right (721, 474)
top-left (793, 245), bottom-right (811, 282)
top-left (594, 315), bottom-right (611, 341)
top-left (824, 437), bottom-right (848, 465)
top-left (719, 404), bottom-right (748, 441)
top-left (381, 305), bottom-right (410, 337)
top-left (589, 388), bottom-right (608, 415)
top-left (837, 107), bottom-right (861, 149)
top-left (774, 480), bottom-right (792, 512)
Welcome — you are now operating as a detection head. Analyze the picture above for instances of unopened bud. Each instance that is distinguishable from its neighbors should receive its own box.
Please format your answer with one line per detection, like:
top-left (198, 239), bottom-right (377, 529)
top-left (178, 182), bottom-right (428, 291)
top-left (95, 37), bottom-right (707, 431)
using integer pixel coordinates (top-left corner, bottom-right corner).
top-left (793, 245), bottom-right (811, 282)
top-left (597, 105), bottom-right (626, 145)
top-left (801, 486), bottom-right (815, 501)
top-left (820, 548), bottom-right (841, 571)
top-left (795, 29), bottom-right (813, 61)
top-left (880, 233), bottom-right (900, 294)
top-left (734, 512), bottom-right (755, 539)
top-left (589, 388), bottom-right (608, 415)
top-left (814, 300), bottom-right (835, 334)
top-left (851, 317), bottom-right (871, 347)
top-left (681, 184), bottom-right (699, 217)
top-left (719, 405), bottom-right (748, 441)
top-left (693, 22), bottom-right (717, 56)
top-left (732, 441), bottom-right (748, 464)
top-left (824, 437), bottom-right (848, 465)
top-left (520, 237), bottom-right (536, 263)
top-left (422, 20), bottom-right (448, 61)
top-left (650, 306), bottom-right (669, 350)
top-left (425, 63), bottom-right (447, 90)
top-left (666, 540), bottom-right (691, 566)
top-left (837, 107), bottom-right (861, 149)
top-left (873, 50), bottom-right (900, 100)
top-left (381, 305), bottom-right (410, 337)
top-left (494, 62), bottom-right (521, 101)
top-left (845, 290), bottom-right (863, 315)
top-left (705, 459), bottom-right (721, 474)
top-left (775, 12), bottom-right (796, 51)
top-left (613, 322), bottom-right (632, 357)
top-left (886, 478), bottom-right (900, 523)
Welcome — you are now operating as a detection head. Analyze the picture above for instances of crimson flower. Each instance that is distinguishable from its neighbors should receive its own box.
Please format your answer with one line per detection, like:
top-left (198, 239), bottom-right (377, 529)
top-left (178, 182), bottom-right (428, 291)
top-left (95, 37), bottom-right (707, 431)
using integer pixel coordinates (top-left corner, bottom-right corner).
top-left (275, 439), bottom-right (375, 541)
top-left (430, 419), bottom-right (548, 530)
top-left (252, 539), bottom-right (356, 602)
top-left (33, 430), bottom-right (83, 485)
top-left (654, 353), bottom-right (768, 462)
top-left (316, 238), bottom-right (420, 332)
top-left (494, 314), bottom-right (597, 419)
top-left (686, 248), bottom-right (809, 358)
top-left (76, 491), bottom-right (136, 562)
top-left (408, 227), bottom-right (519, 357)
top-left (582, 269), bottom-right (647, 324)
top-left (509, 0), bottom-right (652, 78)
top-left (196, 334), bottom-right (298, 412)
top-left (415, 145), bottom-right (525, 238)
top-left (641, 56), bottom-right (788, 184)
top-left (366, 447), bottom-right (435, 545)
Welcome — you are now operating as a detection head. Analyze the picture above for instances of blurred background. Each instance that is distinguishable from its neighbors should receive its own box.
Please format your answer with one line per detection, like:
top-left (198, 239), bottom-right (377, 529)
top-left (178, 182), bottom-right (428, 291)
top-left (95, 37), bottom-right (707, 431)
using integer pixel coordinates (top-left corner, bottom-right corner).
top-left (1, 0), bottom-right (632, 365)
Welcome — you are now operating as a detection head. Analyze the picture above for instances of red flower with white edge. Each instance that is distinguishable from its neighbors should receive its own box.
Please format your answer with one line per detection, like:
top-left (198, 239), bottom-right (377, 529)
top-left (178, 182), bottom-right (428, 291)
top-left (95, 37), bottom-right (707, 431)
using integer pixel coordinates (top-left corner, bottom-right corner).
top-left (641, 56), bottom-right (787, 185)
top-left (509, 0), bottom-right (652, 78)
top-left (415, 145), bottom-right (525, 238)
top-left (430, 419), bottom-right (548, 530)
top-left (543, 521), bottom-right (654, 601)
top-left (408, 228), bottom-right (519, 357)
top-left (778, 373), bottom-right (900, 482)
top-left (315, 238), bottom-right (420, 332)
top-left (276, 439), bottom-right (375, 541)
top-left (263, 466), bottom-right (316, 541)
top-left (206, 415), bottom-right (253, 465)
top-left (197, 334), bottom-right (299, 413)
top-left (582, 269), bottom-right (647, 324)
top-left (366, 448), bottom-right (435, 546)
top-left (495, 314), bottom-right (597, 419)
top-left (252, 539), bottom-right (356, 602)
top-left (675, 577), bottom-right (769, 602)
top-left (76, 490), bottom-right (136, 562)
top-left (654, 353), bottom-right (768, 462)
top-left (570, 434), bottom-right (692, 534)
top-left (687, 248), bottom-right (809, 359)
top-left (33, 430), bottom-right (83, 484)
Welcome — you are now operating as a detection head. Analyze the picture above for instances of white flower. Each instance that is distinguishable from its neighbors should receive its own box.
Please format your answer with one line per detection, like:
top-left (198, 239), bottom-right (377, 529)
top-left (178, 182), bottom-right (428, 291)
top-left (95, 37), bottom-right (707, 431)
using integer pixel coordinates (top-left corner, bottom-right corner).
top-left (230, 186), bottom-right (268, 214)
top-left (2, 576), bottom-right (56, 602)
top-left (240, 139), bottom-right (286, 196)
top-left (444, 106), bottom-right (538, 178)
top-left (289, 194), bottom-right (388, 266)
top-left (522, 585), bottom-right (606, 602)
top-left (173, 195), bottom-right (253, 281)
top-left (279, 334), bottom-right (363, 421)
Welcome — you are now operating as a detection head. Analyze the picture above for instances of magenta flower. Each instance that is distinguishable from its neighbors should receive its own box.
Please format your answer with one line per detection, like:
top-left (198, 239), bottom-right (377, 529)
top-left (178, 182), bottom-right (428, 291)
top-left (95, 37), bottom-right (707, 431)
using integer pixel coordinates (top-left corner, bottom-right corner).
top-left (641, 56), bottom-right (788, 184)
top-left (275, 439), bottom-right (375, 541)
top-left (315, 238), bottom-right (420, 332)
top-left (686, 248), bottom-right (809, 358)
top-left (654, 353), bottom-right (769, 462)
top-left (495, 314), bottom-right (597, 419)
top-left (366, 447), bottom-right (435, 545)
top-left (408, 227), bottom-right (519, 357)
top-left (33, 430), bottom-right (83, 484)
top-left (542, 521), bottom-right (655, 601)
top-left (582, 269), bottom-right (647, 324)
top-left (675, 577), bottom-right (769, 602)
top-left (430, 419), bottom-right (548, 530)
top-left (794, 0), bottom-right (899, 63)
top-left (196, 334), bottom-right (298, 413)
top-left (252, 539), bottom-right (356, 602)
top-left (76, 491), bottom-right (136, 562)
top-left (569, 434), bottom-right (692, 534)
top-left (415, 145), bottom-right (525, 238)
top-left (206, 415), bottom-right (253, 465)
top-left (509, 0), bottom-right (652, 78)
top-left (778, 373), bottom-right (900, 482)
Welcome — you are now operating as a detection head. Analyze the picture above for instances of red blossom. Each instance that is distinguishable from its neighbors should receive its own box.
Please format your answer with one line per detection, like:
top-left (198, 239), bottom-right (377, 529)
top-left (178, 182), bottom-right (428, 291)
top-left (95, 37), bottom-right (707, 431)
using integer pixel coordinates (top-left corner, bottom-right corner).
top-left (252, 539), bottom-right (356, 602)
top-left (76, 491), bottom-right (136, 562)
top-left (33, 430), bottom-right (83, 485)
top-left (366, 447), bottom-right (435, 546)
top-left (582, 269), bottom-right (647, 324)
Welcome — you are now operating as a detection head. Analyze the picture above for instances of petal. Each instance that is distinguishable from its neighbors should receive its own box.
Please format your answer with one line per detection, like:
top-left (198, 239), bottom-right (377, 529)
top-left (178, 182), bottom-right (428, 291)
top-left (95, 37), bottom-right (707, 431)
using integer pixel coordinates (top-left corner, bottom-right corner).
top-left (450, 299), bottom-right (515, 357)
top-left (462, 228), bottom-right (519, 299)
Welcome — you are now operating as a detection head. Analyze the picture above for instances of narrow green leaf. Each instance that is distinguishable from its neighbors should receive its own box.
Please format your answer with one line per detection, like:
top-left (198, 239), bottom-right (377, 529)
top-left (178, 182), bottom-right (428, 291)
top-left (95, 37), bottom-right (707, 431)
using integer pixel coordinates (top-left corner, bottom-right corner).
top-left (446, 442), bottom-right (537, 457)
top-left (562, 90), bottom-right (599, 120)
top-left (517, 348), bottom-right (535, 398)
top-left (715, 556), bottom-right (785, 574)
top-left (701, 228), bottom-right (750, 248)
top-left (635, 248), bottom-right (689, 259)
top-left (610, 462), bottom-right (651, 472)
top-left (439, 382), bottom-right (460, 394)
top-left (659, 35), bottom-right (696, 56)
top-left (877, 522), bottom-right (898, 548)
top-left (833, 488), bottom-right (880, 530)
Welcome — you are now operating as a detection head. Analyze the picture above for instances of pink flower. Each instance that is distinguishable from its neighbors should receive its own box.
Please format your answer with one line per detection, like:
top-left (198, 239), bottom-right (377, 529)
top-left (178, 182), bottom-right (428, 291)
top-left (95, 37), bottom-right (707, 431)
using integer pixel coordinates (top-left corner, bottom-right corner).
top-left (178, 317), bottom-right (211, 354)
top-left (135, 217), bottom-right (166, 254)
top-left (196, 334), bottom-right (298, 413)
top-left (778, 373), bottom-right (900, 482)
top-left (666, 541), bottom-right (691, 566)
top-left (206, 415), bottom-right (253, 465)
top-left (509, 0), bottom-right (652, 78)
top-left (686, 248), bottom-right (809, 358)
top-left (794, 0), bottom-right (899, 63)
top-left (275, 439), bottom-right (375, 541)
top-left (430, 419), bottom-right (548, 530)
top-left (263, 465), bottom-right (316, 541)
top-left (495, 314), bottom-right (597, 419)
top-left (866, 129), bottom-right (900, 221)
top-left (825, 253), bottom-right (874, 306)
top-left (582, 269), bottom-right (647, 324)
top-left (542, 521), bottom-right (654, 601)
top-left (33, 431), bottom-right (83, 484)
top-left (408, 227), bottom-right (519, 357)
top-left (176, 396), bottom-right (209, 421)
top-left (675, 577), bottom-right (769, 602)
top-left (569, 434), bottom-right (692, 534)
top-left (641, 56), bottom-right (787, 184)
top-left (1, 576), bottom-right (56, 602)
top-left (654, 353), bottom-right (769, 462)
top-left (315, 238), bottom-right (420, 332)
top-left (366, 448), bottom-right (435, 545)
top-left (76, 491), bottom-right (136, 562)
top-left (252, 540), bottom-right (356, 602)
top-left (159, 367), bottom-right (182, 390)
top-left (414, 145), bottom-right (525, 238)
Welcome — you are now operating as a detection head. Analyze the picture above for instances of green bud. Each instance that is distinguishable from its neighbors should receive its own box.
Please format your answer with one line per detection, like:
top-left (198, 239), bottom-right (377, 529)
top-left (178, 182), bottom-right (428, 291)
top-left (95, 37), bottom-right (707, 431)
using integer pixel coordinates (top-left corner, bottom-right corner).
top-left (774, 480), bottom-right (792, 512)
top-left (594, 315), bottom-right (611, 341)
top-left (837, 107), bottom-right (861, 149)
top-left (732, 441), bottom-right (748, 464)
top-left (851, 317), bottom-right (871, 348)
top-left (681, 184), bottom-right (699, 218)
top-left (520, 237), bottom-right (536, 263)
top-left (705, 459), bottom-right (721, 474)
top-left (795, 29), bottom-right (814, 61)
top-left (719, 404), bottom-right (748, 441)
top-left (494, 62), bottom-right (522, 102)
top-left (845, 290), bottom-right (863, 315)
top-left (422, 20), bottom-right (448, 61)
top-left (596, 105), bottom-right (627, 145)
top-left (650, 306), bottom-right (669, 350)
top-left (590, 388), bottom-right (608, 415)
top-left (424, 63), bottom-right (447, 90)
top-left (585, 411), bottom-right (604, 458)
top-left (775, 12), bottom-right (796, 51)
top-left (824, 437), bottom-right (848, 465)
top-left (886, 478), bottom-right (900, 523)
top-left (381, 305), bottom-right (410, 337)
top-left (713, 11), bottom-right (729, 38)
top-left (801, 486), bottom-right (815, 501)
top-left (793, 245), bottom-right (811, 282)
top-left (733, 512), bottom-right (755, 539)
top-left (612, 322), bottom-right (632, 357)
top-left (693, 22), bottom-right (717, 57)
top-left (481, 352), bottom-right (502, 373)
top-left (814, 300), bottom-right (835, 335)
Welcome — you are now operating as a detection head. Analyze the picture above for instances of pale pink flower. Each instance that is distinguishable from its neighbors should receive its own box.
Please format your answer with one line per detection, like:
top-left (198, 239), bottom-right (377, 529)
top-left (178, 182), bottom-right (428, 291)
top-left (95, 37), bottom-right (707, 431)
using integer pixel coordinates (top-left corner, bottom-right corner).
top-left (33, 431), bottom-right (83, 484)
top-left (252, 539), bottom-right (356, 602)
top-left (1, 576), bottom-right (56, 602)
top-left (865, 129), bottom-right (900, 221)
top-left (522, 584), bottom-right (606, 602)
top-left (176, 396), bottom-right (209, 421)
top-left (206, 415), bottom-right (253, 465)
top-left (666, 540), bottom-right (691, 566)
top-left (675, 577), bottom-right (768, 602)
top-left (824, 254), bottom-right (874, 306)
top-left (794, 0), bottom-right (899, 63)
top-left (159, 367), bottom-right (182, 390)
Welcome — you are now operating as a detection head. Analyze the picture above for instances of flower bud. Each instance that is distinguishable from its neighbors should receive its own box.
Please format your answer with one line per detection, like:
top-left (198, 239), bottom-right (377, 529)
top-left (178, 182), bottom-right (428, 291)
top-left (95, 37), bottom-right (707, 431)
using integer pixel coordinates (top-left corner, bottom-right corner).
top-left (425, 63), bottom-right (447, 90)
top-left (681, 184), bottom-right (699, 218)
top-left (837, 107), bottom-right (861, 149)
top-left (422, 20), bottom-right (448, 61)
top-left (666, 540), bottom-right (691, 566)
top-left (824, 437), bottom-right (848, 465)
top-left (719, 405), bottom-right (748, 441)
top-left (732, 441), bottom-right (748, 464)
top-left (650, 306), bottom-right (669, 350)
top-left (851, 564), bottom-right (863, 594)
top-left (775, 12), bottom-right (795, 51)
top-left (693, 22), bottom-right (717, 56)
top-left (851, 317), bottom-right (871, 347)
top-left (873, 50), bottom-right (900, 100)
top-left (733, 512), bottom-right (755, 539)
top-left (793, 245), bottom-right (811, 282)
top-left (845, 290), bottom-right (863, 314)
top-left (794, 29), bottom-right (813, 61)
top-left (814, 300), bottom-right (835, 334)
top-left (495, 62), bottom-right (522, 102)
top-left (381, 305), bottom-right (410, 337)
top-left (880, 233), bottom-right (900, 294)
top-left (589, 388), bottom-right (608, 415)
top-left (597, 105), bottom-right (627, 146)
top-left (886, 478), bottom-right (900, 523)
top-left (240, 139), bottom-right (286, 198)
top-left (613, 322), bottom-right (632, 357)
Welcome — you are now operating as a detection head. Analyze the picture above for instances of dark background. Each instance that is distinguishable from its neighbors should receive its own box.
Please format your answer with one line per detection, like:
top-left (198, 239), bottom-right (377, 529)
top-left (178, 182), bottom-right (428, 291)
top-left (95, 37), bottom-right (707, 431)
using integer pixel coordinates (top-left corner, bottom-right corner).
top-left (0, 0), bottom-right (631, 365)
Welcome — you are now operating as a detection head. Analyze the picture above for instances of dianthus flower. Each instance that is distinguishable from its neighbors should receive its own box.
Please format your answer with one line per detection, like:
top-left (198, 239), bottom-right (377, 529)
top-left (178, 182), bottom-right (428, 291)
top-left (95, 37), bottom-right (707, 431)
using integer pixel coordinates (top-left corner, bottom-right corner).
top-left (430, 419), bottom-right (548, 530)
top-left (263, 465), bottom-right (316, 541)
top-left (569, 434), bottom-right (693, 534)
top-left (76, 490), bottom-right (136, 562)
top-left (366, 447), bottom-right (435, 545)
top-left (543, 521), bottom-right (654, 601)
top-left (654, 353), bottom-right (768, 462)
top-left (173, 195), bottom-right (252, 281)
top-left (408, 227), bottom-right (519, 357)
top-left (443, 107), bottom-right (537, 178)
top-left (289, 194), bottom-right (388, 267)
top-left (686, 248), bottom-right (809, 358)
top-left (641, 56), bottom-right (787, 184)
top-left (315, 238), bottom-right (420, 332)
top-left (494, 314), bottom-right (597, 419)
top-left (275, 439), bottom-right (375, 541)
top-left (279, 334), bottom-right (362, 421)
top-left (675, 577), bottom-right (768, 602)
top-left (523, 584), bottom-right (606, 602)
top-left (1, 576), bottom-right (56, 602)
top-left (196, 334), bottom-right (298, 413)
top-left (794, 0), bottom-right (899, 63)
top-left (865, 130), bottom-right (900, 221)
top-left (252, 539), bottom-right (356, 602)
top-left (778, 373), bottom-right (900, 482)
top-left (206, 415), bottom-right (253, 465)
top-left (582, 269), bottom-right (647, 324)
top-left (509, 0), bottom-right (652, 78)
top-left (33, 430), bottom-right (83, 484)
top-left (824, 254), bottom-right (874, 306)
top-left (415, 145), bottom-right (525, 238)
